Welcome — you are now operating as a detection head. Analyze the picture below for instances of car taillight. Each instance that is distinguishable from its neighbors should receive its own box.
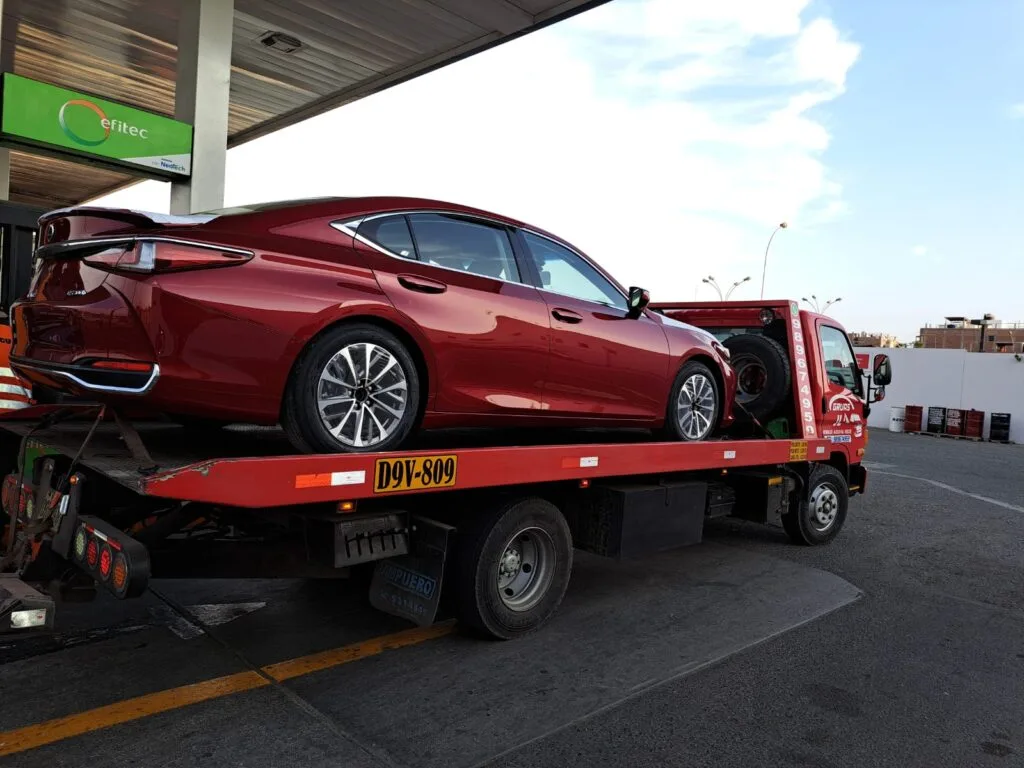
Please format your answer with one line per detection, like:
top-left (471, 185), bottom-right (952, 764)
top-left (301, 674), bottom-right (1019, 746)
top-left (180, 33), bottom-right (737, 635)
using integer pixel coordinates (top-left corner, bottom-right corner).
top-left (89, 360), bottom-right (155, 373)
top-left (84, 240), bottom-right (252, 274)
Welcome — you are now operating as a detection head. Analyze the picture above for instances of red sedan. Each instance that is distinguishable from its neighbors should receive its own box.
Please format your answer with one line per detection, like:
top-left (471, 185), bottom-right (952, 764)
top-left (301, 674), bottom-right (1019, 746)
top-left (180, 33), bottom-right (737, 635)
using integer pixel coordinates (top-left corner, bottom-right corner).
top-left (10, 197), bottom-right (735, 453)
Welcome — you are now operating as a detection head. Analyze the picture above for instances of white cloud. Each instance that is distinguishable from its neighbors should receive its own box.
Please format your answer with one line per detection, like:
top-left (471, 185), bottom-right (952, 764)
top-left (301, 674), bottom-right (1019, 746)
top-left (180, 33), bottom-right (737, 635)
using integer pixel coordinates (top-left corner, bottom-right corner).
top-left (1011, 103), bottom-right (1024, 119)
top-left (911, 245), bottom-right (928, 256)
top-left (94, 0), bottom-right (860, 299)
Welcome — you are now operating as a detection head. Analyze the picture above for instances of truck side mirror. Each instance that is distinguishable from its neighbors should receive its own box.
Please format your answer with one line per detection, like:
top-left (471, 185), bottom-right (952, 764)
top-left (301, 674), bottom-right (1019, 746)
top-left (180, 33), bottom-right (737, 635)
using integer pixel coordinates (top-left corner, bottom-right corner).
top-left (873, 354), bottom-right (892, 386)
top-left (627, 286), bottom-right (650, 318)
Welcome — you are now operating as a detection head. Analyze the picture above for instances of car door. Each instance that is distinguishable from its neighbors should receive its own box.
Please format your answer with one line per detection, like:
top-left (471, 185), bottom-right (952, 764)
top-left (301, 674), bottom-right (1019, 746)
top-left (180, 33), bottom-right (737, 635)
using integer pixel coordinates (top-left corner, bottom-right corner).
top-left (518, 230), bottom-right (670, 419)
top-left (817, 322), bottom-right (865, 443)
top-left (346, 212), bottom-right (551, 415)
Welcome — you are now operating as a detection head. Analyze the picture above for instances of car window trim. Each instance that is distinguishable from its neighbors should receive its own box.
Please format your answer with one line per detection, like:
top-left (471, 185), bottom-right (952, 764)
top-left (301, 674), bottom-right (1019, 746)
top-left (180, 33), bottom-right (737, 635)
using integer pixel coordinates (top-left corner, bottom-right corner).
top-left (518, 229), bottom-right (630, 311)
top-left (331, 211), bottom-right (527, 285)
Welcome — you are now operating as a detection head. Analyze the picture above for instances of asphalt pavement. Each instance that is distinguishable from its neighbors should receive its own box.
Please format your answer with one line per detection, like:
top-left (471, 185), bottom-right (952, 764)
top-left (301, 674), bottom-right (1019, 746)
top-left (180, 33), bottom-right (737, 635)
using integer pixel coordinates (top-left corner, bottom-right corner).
top-left (1, 430), bottom-right (1022, 767)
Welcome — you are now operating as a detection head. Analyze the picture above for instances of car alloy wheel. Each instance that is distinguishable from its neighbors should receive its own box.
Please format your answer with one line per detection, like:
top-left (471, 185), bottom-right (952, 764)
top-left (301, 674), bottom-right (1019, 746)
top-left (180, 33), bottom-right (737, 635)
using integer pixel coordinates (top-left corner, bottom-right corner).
top-left (317, 342), bottom-right (409, 448)
top-left (676, 372), bottom-right (717, 440)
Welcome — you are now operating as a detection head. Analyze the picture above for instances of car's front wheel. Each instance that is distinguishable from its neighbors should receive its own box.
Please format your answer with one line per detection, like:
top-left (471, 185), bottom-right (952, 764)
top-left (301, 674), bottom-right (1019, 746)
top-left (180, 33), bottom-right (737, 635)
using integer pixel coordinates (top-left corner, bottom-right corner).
top-left (665, 360), bottom-right (721, 442)
top-left (282, 323), bottom-right (421, 454)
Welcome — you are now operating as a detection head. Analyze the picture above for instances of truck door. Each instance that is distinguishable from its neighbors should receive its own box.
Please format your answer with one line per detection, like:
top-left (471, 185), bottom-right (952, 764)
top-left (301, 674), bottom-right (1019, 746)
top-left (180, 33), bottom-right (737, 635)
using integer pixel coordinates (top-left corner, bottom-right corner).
top-left (815, 322), bottom-right (865, 445)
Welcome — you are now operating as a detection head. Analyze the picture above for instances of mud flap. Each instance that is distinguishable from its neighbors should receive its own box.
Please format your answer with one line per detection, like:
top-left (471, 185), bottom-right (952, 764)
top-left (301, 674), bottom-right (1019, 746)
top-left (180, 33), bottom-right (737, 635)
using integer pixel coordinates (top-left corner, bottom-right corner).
top-left (0, 574), bottom-right (55, 634)
top-left (369, 515), bottom-right (454, 627)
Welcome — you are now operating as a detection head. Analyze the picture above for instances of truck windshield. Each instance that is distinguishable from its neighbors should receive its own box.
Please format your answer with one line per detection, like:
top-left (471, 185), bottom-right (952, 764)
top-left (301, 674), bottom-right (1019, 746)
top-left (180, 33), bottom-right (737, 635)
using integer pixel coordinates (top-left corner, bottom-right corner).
top-left (819, 325), bottom-right (862, 395)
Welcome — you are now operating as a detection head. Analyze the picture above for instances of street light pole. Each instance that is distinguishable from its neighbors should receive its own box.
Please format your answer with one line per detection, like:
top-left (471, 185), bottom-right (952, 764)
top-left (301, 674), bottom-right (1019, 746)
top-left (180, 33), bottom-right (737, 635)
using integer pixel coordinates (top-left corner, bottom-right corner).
top-left (701, 276), bottom-right (724, 300)
top-left (760, 222), bottom-right (788, 299)
top-left (725, 276), bottom-right (751, 300)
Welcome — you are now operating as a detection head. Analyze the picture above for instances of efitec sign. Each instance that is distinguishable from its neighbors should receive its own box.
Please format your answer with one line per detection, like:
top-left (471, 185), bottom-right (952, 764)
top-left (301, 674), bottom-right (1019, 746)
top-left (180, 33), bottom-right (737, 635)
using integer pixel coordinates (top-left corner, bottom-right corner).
top-left (0, 74), bottom-right (192, 178)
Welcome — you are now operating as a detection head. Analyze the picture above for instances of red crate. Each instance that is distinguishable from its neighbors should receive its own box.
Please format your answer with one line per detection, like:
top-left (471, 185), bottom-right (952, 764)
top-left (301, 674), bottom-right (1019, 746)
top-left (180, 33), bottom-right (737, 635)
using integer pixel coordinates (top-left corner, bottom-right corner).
top-left (904, 405), bottom-right (924, 433)
top-left (965, 410), bottom-right (985, 439)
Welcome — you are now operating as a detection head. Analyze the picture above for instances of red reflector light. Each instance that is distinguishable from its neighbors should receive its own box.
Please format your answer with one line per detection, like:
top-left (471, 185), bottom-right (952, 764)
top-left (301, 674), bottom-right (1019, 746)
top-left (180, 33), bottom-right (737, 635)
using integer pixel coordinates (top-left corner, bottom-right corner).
top-left (89, 360), bottom-right (154, 372)
top-left (98, 544), bottom-right (113, 580)
top-left (85, 537), bottom-right (99, 568)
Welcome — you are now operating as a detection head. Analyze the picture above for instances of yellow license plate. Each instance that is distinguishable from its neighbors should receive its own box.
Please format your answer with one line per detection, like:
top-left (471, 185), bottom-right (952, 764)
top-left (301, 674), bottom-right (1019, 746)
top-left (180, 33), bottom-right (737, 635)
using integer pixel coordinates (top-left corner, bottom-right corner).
top-left (373, 454), bottom-right (458, 494)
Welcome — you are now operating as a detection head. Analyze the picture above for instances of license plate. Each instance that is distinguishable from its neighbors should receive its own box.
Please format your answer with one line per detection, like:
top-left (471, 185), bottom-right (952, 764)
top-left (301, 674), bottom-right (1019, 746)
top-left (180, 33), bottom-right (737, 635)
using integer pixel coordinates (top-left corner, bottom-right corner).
top-left (373, 454), bottom-right (457, 494)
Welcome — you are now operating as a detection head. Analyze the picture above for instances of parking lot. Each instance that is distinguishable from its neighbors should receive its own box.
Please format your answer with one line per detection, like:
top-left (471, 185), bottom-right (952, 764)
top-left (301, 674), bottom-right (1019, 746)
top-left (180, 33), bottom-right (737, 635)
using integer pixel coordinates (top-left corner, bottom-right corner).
top-left (1, 429), bottom-right (1022, 768)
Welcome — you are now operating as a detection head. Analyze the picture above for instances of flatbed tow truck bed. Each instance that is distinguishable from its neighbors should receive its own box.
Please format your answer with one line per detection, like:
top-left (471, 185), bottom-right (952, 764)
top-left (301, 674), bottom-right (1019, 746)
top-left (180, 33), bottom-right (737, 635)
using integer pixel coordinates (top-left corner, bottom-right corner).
top-left (0, 408), bottom-right (833, 506)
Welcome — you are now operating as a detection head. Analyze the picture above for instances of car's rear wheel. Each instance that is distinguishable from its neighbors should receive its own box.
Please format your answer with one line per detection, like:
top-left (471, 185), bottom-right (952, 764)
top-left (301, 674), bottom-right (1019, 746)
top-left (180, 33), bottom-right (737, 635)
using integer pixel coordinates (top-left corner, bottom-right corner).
top-left (664, 360), bottom-right (720, 442)
top-left (282, 323), bottom-right (421, 454)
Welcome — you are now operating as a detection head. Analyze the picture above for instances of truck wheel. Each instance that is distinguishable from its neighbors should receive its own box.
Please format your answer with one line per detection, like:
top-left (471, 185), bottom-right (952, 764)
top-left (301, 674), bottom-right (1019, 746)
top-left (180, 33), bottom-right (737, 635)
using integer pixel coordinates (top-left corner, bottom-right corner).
top-left (452, 497), bottom-right (573, 640)
top-left (665, 361), bottom-right (721, 442)
top-left (723, 333), bottom-right (790, 421)
top-left (782, 464), bottom-right (848, 545)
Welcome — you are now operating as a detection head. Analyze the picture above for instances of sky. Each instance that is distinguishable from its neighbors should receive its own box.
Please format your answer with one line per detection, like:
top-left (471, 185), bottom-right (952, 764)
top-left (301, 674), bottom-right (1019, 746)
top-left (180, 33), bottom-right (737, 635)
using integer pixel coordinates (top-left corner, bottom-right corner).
top-left (93, 0), bottom-right (1024, 343)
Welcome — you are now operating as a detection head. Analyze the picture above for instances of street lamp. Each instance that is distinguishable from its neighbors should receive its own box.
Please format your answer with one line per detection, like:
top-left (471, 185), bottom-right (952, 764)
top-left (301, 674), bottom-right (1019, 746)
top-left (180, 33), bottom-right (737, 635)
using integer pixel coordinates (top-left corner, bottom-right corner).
top-left (801, 295), bottom-right (842, 313)
top-left (726, 276), bottom-right (751, 299)
top-left (703, 275), bottom-right (751, 301)
top-left (760, 221), bottom-right (788, 299)
top-left (701, 275), bottom-right (723, 300)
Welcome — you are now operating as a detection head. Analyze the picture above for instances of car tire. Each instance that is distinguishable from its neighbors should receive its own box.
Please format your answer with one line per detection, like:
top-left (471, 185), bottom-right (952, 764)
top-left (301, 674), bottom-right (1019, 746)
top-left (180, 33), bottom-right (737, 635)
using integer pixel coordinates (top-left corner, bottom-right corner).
top-left (451, 496), bottom-right (573, 640)
top-left (782, 464), bottom-right (848, 545)
top-left (664, 360), bottom-right (721, 442)
top-left (281, 323), bottom-right (421, 454)
top-left (723, 333), bottom-right (790, 421)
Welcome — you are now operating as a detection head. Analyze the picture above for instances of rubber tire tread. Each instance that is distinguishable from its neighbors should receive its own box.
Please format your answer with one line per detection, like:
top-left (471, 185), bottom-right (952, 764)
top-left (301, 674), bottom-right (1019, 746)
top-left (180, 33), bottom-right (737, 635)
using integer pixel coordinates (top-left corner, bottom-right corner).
top-left (782, 464), bottom-right (849, 545)
top-left (450, 496), bottom-right (573, 640)
top-left (724, 333), bottom-right (790, 421)
top-left (664, 360), bottom-right (722, 442)
top-left (281, 323), bottom-right (421, 454)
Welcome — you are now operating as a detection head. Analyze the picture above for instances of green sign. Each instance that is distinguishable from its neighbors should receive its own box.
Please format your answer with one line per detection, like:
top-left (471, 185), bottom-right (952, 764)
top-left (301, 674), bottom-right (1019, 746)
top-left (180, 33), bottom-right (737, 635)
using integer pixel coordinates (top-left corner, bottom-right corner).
top-left (0, 74), bottom-right (192, 177)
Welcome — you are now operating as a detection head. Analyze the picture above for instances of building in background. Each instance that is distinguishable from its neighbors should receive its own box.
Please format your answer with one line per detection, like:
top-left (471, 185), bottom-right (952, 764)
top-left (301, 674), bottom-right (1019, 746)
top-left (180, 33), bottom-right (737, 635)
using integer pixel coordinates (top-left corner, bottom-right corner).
top-left (918, 315), bottom-right (1024, 352)
top-left (849, 332), bottom-right (900, 348)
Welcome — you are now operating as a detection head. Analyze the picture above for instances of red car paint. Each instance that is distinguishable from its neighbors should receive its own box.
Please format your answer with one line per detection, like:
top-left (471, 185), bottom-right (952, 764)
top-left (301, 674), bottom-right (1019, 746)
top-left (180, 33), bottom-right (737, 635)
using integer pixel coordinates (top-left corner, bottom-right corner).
top-left (10, 197), bottom-right (736, 434)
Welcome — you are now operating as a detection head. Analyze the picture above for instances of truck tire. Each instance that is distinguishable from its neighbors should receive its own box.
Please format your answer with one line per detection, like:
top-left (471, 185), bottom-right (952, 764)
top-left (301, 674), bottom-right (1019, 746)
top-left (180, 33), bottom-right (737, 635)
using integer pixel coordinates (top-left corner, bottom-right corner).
top-left (782, 464), bottom-right (848, 545)
top-left (723, 333), bottom-right (790, 421)
top-left (451, 496), bottom-right (573, 640)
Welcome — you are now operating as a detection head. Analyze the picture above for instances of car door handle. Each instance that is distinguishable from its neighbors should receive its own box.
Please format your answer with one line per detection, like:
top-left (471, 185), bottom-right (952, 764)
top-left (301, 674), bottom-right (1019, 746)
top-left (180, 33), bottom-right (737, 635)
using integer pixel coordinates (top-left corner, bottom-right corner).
top-left (551, 308), bottom-right (583, 324)
top-left (397, 274), bottom-right (447, 294)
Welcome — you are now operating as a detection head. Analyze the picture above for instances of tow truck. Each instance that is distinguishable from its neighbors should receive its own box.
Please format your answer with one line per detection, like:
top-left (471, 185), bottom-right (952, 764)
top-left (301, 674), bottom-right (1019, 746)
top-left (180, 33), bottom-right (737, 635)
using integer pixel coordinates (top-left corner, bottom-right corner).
top-left (0, 299), bottom-right (892, 640)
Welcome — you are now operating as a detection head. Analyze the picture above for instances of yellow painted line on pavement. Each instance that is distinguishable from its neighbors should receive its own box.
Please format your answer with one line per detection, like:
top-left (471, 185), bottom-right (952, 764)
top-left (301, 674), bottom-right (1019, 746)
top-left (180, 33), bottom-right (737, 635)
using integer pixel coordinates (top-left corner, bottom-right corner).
top-left (0, 621), bottom-right (455, 758)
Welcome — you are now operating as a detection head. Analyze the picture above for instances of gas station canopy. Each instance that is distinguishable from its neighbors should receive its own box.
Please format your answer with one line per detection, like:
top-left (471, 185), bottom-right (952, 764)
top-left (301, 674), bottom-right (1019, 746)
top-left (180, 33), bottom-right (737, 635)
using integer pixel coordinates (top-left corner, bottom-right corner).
top-left (2, 0), bottom-right (607, 209)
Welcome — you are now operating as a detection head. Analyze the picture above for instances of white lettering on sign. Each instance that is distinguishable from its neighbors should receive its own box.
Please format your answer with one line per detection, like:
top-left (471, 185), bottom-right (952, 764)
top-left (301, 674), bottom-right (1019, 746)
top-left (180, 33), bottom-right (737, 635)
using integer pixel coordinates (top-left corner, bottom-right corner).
top-left (790, 312), bottom-right (816, 438)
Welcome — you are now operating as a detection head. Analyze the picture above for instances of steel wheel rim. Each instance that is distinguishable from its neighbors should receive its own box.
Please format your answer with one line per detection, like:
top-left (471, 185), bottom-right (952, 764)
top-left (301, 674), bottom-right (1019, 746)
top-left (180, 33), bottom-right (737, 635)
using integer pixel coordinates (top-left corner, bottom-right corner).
top-left (810, 483), bottom-right (839, 531)
top-left (677, 373), bottom-right (716, 440)
top-left (731, 354), bottom-right (766, 405)
top-left (496, 526), bottom-right (555, 612)
top-left (317, 342), bottom-right (408, 448)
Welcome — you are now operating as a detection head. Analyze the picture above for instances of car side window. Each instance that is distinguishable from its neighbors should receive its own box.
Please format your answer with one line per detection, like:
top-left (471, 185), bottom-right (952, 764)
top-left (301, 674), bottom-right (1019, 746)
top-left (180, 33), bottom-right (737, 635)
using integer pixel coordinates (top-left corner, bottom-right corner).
top-left (407, 214), bottom-right (521, 282)
top-left (521, 231), bottom-right (627, 310)
top-left (356, 215), bottom-right (416, 260)
top-left (819, 325), bottom-right (861, 394)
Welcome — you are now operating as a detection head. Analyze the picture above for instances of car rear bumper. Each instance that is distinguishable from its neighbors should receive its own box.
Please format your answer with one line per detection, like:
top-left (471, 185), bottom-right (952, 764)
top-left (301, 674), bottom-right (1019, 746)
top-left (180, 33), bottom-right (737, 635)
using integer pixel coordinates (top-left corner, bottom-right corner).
top-left (9, 356), bottom-right (160, 396)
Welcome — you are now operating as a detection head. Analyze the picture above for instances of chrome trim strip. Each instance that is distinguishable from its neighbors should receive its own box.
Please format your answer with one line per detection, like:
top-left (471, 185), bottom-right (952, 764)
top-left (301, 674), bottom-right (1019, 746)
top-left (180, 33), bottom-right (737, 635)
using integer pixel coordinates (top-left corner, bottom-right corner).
top-left (330, 209), bottom-right (629, 307)
top-left (36, 236), bottom-right (253, 260)
top-left (331, 217), bottom-right (527, 285)
top-left (14, 360), bottom-right (161, 395)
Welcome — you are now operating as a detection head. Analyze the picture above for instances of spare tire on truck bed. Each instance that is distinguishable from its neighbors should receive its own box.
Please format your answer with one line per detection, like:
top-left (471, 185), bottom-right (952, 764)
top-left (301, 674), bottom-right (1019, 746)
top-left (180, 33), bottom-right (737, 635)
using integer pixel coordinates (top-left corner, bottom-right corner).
top-left (723, 333), bottom-right (790, 421)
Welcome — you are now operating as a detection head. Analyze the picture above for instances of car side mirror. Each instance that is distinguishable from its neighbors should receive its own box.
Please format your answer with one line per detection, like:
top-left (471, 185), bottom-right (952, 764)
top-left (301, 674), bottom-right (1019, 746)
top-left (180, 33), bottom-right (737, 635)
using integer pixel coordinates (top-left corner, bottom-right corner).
top-left (873, 354), bottom-right (892, 386)
top-left (627, 286), bottom-right (650, 318)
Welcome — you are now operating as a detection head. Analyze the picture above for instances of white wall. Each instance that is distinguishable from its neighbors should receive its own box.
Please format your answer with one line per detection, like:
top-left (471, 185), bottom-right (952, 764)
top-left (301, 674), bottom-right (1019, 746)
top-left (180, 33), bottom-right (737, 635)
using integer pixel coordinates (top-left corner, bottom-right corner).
top-left (855, 347), bottom-right (1024, 442)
